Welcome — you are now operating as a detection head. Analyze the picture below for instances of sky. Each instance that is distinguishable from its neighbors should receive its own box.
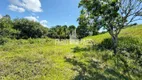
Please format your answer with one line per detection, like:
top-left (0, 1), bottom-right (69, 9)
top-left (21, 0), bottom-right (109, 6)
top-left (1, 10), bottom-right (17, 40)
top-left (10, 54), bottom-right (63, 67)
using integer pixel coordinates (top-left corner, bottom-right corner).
top-left (0, 0), bottom-right (81, 28)
top-left (0, 0), bottom-right (141, 28)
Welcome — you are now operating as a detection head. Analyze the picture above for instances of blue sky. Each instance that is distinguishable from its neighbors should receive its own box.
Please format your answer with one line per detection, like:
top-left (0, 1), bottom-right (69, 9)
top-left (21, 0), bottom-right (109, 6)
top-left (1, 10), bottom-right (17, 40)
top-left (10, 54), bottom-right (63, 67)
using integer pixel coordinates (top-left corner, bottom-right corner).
top-left (0, 0), bottom-right (81, 28)
top-left (0, 0), bottom-right (141, 28)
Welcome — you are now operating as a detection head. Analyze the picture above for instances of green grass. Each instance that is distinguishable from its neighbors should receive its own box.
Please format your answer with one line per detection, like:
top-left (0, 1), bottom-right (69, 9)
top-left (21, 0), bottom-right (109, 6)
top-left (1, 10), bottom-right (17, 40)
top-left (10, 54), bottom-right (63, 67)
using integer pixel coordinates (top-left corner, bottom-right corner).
top-left (0, 25), bottom-right (142, 80)
top-left (0, 38), bottom-right (77, 80)
top-left (72, 25), bottom-right (142, 80)
top-left (84, 25), bottom-right (142, 44)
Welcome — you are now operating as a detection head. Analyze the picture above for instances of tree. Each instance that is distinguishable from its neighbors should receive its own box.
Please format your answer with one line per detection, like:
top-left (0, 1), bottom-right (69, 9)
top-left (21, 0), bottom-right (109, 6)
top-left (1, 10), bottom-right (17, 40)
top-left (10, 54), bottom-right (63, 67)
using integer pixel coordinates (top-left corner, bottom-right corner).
top-left (77, 9), bottom-right (100, 39)
top-left (55, 25), bottom-right (63, 40)
top-left (0, 16), bottom-right (19, 38)
top-left (48, 25), bottom-right (76, 39)
top-left (68, 25), bottom-right (76, 34)
top-left (77, 9), bottom-right (90, 39)
top-left (79, 0), bottom-right (142, 54)
top-left (48, 25), bottom-right (67, 39)
top-left (48, 27), bottom-right (57, 38)
top-left (13, 18), bottom-right (48, 39)
top-left (62, 25), bottom-right (69, 39)
top-left (76, 25), bottom-right (89, 39)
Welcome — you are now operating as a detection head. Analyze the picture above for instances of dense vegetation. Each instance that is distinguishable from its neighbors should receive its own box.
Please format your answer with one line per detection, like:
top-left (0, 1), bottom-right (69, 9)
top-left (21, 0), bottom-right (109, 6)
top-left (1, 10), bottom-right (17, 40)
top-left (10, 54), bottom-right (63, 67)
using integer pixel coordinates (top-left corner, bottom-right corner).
top-left (13, 19), bottom-right (48, 39)
top-left (48, 25), bottom-right (76, 39)
top-left (0, 25), bottom-right (142, 80)
top-left (47, 25), bottom-right (97, 39)
top-left (0, 15), bottom-right (96, 42)
top-left (0, 15), bottom-right (49, 47)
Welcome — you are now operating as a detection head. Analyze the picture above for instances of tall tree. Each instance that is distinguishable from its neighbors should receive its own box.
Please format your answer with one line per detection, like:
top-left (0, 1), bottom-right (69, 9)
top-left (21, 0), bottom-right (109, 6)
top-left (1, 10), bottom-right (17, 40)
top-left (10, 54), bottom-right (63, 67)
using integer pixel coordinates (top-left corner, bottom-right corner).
top-left (77, 9), bottom-right (100, 38)
top-left (77, 9), bottom-right (90, 39)
top-left (79, 0), bottom-right (142, 54)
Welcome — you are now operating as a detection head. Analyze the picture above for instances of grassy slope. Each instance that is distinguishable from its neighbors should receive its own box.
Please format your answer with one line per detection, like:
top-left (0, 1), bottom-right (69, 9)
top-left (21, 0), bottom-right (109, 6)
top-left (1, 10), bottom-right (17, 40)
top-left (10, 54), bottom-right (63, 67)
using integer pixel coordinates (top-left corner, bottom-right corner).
top-left (84, 25), bottom-right (142, 44)
top-left (73, 25), bottom-right (142, 80)
top-left (0, 25), bottom-right (142, 80)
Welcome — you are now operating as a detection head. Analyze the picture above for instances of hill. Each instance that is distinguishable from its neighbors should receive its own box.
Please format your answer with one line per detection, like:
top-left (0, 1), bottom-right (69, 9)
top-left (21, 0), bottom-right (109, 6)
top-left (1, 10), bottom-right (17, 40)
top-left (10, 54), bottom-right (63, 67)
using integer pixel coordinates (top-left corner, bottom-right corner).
top-left (0, 25), bottom-right (142, 80)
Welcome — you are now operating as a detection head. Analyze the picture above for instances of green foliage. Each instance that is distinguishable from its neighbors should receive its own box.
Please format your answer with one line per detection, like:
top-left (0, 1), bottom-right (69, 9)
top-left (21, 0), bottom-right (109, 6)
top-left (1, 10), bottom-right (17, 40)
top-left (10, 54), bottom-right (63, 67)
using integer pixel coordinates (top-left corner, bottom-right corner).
top-left (0, 38), bottom-right (76, 80)
top-left (77, 9), bottom-right (99, 39)
top-left (48, 25), bottom-right (76, 39)
top-left (78, 0), bottom-right (142, 54)
top-left (0, 38), bottom-right (9, 45)
top-left (13, 18), bottom-right (48, 39)
top-left (76, 25), bottom-right (90, 39)
top-left (74, 25), bottom-right (142, 80)
top-left (0, 15), bottom-right (48, 42)
top-left (68, 25), bottom-right (76, 34)
top-left (0, 17), bottom-right (19, 39)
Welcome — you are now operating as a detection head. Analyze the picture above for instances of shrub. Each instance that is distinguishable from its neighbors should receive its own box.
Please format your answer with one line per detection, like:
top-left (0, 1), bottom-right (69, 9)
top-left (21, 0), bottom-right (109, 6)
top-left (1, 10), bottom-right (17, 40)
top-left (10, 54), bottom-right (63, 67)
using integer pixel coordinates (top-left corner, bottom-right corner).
top-left (13, 19), bottom-right (48, 39)
top-left (0, 38), bottom-right (9, 45)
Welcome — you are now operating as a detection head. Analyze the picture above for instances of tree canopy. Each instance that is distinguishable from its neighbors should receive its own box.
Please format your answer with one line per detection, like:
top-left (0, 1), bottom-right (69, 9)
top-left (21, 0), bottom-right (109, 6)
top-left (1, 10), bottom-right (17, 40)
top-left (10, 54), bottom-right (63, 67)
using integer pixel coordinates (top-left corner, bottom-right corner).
top-left (0, 15), bottom-right (48, 40)
top-left (48, 25), bottom-right (76, 39)
top-left (13, 18), bottom-right (48, 39)
top-left (79, 0), bottom-right (142, 54)
top-left (0, 16), bottom-right (19, 39)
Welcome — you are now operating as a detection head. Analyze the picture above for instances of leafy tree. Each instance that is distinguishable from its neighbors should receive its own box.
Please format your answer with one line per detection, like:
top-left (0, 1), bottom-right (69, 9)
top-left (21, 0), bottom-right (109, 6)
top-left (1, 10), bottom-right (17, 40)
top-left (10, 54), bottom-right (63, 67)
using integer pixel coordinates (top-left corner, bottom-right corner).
top-left (77, 9), bottom-right (91, 39)
top-left (55, 25), bottom-right (63, 39)
top-left (48, 25), bottom-right (65, 39)
top-left (79, 0), bottom-right (142, 54)
top-left (0, 16), bottom-right (19, 39)
top-left (77, 9), bottom-right (99, 39)
top-left (47, 25), bottom-right (77, 39)
top-left (48, 27), bottom-right (57, 38)
top-left (68, 25), bottom-right (76, 34)
top-left (61, 25), bottom-right (69, 39)
top-left (76, 25), bottom-right (89, 39)
top-left (13, 18), bottom-right (48, 39)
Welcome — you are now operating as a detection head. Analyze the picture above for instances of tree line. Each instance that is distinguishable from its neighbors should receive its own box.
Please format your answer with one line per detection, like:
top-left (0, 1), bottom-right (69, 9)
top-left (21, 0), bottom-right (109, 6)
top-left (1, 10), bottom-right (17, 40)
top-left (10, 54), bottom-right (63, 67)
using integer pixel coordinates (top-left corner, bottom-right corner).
top-left (0, 14), bottom-right (99, 41)
top-left (0, 15), bottom-right (48, 39)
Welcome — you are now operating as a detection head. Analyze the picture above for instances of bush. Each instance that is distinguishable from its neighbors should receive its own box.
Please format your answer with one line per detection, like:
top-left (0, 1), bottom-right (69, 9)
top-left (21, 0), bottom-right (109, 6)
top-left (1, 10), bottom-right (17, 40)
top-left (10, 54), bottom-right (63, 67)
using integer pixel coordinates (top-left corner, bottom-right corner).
top-left (98, 38), bottom-right (113, 50)
top-left (0, 17), bottom-right (19, 39)
top-left (13, 19), bottom-right (48, 39)
top-left (0, 38), bottom-right (9, 45)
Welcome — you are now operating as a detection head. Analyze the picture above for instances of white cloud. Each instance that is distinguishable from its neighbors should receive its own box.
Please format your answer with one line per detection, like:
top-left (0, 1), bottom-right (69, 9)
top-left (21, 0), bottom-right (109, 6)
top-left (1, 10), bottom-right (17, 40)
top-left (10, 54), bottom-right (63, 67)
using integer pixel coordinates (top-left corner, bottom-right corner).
top-left (40, 20), bottom-right (48, 27)
top-left (9, 0), bottom-right (42, 12)
top-left (0, 14), bottom-right (2, 19)
top-left (9, 4), bottom-right (25, 13)
top-left (24, 16), bottom-right (48, 27)
top-left (22, 0), bottom-right (42, 12)
top-left (24, 16), bottom-right (38, 22)
top-left (9, 0), bottom-right (23, 6)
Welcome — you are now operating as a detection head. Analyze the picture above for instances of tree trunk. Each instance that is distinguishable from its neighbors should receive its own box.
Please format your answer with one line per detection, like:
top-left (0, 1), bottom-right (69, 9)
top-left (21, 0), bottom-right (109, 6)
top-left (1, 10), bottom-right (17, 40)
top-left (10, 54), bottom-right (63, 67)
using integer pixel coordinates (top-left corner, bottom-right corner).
top-left (112, 35), bottom-right (118, 55)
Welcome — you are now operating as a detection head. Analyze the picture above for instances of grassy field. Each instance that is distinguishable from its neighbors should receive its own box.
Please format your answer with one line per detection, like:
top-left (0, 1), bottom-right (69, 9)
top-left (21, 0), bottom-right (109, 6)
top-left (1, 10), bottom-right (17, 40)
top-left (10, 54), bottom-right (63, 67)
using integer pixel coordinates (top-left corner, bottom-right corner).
top-left (0, 25), bottom-right (142, 80)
